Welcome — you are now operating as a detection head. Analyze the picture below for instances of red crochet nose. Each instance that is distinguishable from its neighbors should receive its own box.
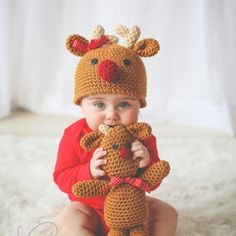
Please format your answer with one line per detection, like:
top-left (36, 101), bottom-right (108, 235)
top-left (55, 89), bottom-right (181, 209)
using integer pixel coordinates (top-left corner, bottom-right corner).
top-left (119, 147), bottom-right (131, 160)
top-left (98, 59), bottom-right (119, 82)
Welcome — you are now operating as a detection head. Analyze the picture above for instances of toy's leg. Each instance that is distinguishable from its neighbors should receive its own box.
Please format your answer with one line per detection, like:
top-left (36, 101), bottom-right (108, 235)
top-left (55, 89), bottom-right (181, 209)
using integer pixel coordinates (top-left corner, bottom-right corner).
top-left (130, 225), bottom-right (147, 236)
top-left (108, 228), bottom-right (128, 236)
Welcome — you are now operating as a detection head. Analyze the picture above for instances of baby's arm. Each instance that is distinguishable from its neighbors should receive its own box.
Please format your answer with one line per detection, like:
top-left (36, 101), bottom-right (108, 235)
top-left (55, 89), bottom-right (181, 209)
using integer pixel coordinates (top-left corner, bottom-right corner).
top-left (131, 134), bottom-right (160, 168)
top-left (142, 134), bottom-right (160, 164)
top-left (53, 129), bottom-right (93, 194)
top-left (54, 128), bottom-right (108, 195)
top-left (131, 140), bottom-right (150, 168)
top-left (136, 134), bottom-right (170, 189)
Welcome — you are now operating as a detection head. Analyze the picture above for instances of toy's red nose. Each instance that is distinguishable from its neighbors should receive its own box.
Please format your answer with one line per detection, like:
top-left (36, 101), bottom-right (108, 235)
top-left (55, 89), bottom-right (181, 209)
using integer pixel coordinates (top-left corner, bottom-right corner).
top-left (98, 59), bottom-right (119, 82)
top-left (119, 147), bottom-right (131, 159)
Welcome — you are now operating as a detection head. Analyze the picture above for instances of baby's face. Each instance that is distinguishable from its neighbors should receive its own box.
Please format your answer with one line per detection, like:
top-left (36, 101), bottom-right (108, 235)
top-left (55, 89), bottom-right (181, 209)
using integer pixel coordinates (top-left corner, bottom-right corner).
top-left (81, 94), bottom-right (140, 131)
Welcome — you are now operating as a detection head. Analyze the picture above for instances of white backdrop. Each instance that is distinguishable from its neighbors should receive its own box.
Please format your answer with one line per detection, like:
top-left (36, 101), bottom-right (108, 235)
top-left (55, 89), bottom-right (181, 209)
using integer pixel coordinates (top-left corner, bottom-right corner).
top-left (0, 0), bottom-right (235, 134)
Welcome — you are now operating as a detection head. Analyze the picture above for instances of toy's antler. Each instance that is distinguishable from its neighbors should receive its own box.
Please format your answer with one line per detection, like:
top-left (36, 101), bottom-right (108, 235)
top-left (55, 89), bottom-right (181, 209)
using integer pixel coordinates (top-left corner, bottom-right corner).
top-left (116, 25), bottom-right (141, 48)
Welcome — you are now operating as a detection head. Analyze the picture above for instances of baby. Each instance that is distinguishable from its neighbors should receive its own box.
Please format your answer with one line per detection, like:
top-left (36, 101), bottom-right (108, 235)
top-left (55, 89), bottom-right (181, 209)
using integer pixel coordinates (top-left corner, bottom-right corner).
top-left (53, 26), bottom-right (177, 236)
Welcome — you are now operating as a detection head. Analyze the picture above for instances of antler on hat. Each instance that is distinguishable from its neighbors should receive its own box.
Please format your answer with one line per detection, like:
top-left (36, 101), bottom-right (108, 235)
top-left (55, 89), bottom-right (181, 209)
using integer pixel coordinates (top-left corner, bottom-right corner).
top-left (116, 25), bottom-right (140, 47)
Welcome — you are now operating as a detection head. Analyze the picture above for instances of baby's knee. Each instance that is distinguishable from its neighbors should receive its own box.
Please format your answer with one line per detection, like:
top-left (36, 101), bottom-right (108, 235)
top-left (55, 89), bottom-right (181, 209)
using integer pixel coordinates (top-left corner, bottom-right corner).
top-left (148, 197), bottom-right (178, 224)
top-left (160, 203), bottom-right (178, 233)
top-left (164, 204), bottom-right (178, 226)
top-left (55, 202), bottom-right (99, 233)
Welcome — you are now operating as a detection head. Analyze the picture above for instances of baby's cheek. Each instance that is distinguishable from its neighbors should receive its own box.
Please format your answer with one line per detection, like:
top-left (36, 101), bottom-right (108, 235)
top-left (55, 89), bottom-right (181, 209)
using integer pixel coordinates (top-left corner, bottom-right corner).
top-left (122, 110), bottom-right (139, 126)
top-left (85, 117), bottom-right (103, 131)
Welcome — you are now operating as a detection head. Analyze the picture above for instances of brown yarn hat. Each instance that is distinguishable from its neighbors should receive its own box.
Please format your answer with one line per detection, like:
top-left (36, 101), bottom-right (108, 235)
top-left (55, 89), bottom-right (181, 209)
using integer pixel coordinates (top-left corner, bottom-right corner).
top-left (66, 26), bottom-right (160, 108)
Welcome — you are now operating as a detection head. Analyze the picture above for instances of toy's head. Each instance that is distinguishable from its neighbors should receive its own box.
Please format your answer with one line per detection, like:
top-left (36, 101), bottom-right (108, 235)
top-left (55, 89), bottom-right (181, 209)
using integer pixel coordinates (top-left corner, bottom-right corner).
top-left (66, 25), bottom-right (160, 108)
top-left (80, 122), bottom-right (152, 178)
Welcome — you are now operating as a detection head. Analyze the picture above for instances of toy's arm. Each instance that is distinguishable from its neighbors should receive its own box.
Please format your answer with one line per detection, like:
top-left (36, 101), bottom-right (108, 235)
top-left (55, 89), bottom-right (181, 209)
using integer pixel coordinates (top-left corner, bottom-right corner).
top-left (72, 179), bottom-right (109, 198)
top-left (140, 160), bottom-right (170, 189)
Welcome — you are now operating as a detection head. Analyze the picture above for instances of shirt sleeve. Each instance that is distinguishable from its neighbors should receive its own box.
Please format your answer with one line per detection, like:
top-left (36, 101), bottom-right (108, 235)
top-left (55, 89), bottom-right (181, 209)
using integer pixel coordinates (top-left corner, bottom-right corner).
top-left (53, 129), bottom-right (93, 194)
top-left (142, 134), bottom-right (160, 163)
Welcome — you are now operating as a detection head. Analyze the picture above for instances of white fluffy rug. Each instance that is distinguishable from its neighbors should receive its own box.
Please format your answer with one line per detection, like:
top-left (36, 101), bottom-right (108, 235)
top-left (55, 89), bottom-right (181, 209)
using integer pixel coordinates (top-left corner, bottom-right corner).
top-left (0, 134), bottom-right (236, 236)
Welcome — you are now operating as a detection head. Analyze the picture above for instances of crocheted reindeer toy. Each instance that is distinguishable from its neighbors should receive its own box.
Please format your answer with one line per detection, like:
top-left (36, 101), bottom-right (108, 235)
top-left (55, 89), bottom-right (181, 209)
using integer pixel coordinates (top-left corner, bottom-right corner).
top-left (72, 123), bottom-right (170, 236)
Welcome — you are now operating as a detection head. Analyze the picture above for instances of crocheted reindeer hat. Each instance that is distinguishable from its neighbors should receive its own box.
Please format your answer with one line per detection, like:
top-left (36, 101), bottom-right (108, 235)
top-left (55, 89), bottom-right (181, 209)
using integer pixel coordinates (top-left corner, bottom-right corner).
top-left (66, 25), bottom-right (160, 107)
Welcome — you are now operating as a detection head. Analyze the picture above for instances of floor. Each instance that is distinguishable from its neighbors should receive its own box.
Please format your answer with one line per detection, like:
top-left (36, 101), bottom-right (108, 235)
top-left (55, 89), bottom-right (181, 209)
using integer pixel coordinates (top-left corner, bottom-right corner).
top-left (1, 109), bottom-right (235, 235)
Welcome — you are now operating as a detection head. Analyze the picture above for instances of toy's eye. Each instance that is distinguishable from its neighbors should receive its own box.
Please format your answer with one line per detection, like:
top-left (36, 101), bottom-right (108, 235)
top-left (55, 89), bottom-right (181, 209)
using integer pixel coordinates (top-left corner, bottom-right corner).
top-left (112, 144), bottom-right (119, 150)
top-left (123, 59), bottom-right (131, 66)
top-left (91, 58), bottom-right (98, 65)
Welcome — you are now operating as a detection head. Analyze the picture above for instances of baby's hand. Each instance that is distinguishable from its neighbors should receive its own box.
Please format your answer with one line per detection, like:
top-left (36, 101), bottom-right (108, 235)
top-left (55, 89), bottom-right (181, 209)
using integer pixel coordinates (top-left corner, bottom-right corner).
top-left (90, 147), bottom-right (107, 179)
top-left (131, 141), bottom-right (150, 168)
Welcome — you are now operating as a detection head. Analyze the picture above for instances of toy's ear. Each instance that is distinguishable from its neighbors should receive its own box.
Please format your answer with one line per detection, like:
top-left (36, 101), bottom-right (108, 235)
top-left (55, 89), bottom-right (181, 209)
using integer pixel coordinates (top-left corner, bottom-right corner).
top-left (131, 38), bottom-right (160, 57)
top-left (127, 122), bottom-right (152, 140)
top-left (66, 34), bottom-right (89, 56)
top-left (80, 132), bottom-right (103, 151)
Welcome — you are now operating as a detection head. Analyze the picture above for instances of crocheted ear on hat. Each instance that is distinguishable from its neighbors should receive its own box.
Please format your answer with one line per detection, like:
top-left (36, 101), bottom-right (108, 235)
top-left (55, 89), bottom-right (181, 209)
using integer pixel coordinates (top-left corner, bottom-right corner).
top-left (66, 34), bottom-right (89, 56)
top-left (131, 38), bottom-right (160, 57)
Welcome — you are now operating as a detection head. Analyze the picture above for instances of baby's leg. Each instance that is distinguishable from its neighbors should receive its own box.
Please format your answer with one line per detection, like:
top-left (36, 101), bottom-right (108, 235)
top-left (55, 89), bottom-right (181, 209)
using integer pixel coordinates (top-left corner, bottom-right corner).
top-left (147, 197), bottom-right (178, 236)
top-left (55, 201), bottom-right (100, 236)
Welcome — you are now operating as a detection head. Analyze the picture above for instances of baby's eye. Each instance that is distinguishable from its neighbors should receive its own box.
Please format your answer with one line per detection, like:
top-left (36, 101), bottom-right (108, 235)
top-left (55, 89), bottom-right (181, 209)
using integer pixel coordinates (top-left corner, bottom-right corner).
top-left (94, 101), bottom-right (105, 109)
top-left (118, 101), bottom-right (130, 109)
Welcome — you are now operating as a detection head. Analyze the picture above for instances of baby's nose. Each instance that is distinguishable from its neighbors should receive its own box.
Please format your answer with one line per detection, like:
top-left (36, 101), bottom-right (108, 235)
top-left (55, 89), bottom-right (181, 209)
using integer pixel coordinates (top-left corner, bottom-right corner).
top-left (98, 59), bottom-right (119, 82)
top-left (106, 107), bottom-right (118, 121)
top-left (119, 147), bottom-right (131, 159)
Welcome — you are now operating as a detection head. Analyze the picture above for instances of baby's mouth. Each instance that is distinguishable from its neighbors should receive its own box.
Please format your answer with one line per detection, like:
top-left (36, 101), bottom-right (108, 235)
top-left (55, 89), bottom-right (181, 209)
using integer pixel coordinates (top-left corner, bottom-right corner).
top-left (105, 124), bottom-right (117, 128)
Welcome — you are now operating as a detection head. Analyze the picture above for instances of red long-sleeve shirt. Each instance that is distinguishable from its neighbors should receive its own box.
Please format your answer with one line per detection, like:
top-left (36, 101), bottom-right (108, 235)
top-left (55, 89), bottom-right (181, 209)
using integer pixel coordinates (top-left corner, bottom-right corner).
top-left (53, 118), bottom-right (160, 210)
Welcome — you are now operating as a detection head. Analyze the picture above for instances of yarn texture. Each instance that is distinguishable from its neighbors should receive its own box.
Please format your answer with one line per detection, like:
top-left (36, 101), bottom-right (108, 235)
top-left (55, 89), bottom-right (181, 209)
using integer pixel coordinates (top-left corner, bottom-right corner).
top-left (66, 25), bottom-right (160, 107)
top-left (72, 123), bottom-right (170, 235)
